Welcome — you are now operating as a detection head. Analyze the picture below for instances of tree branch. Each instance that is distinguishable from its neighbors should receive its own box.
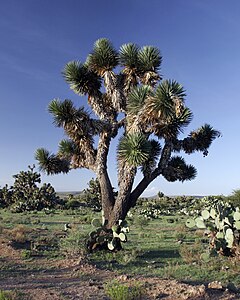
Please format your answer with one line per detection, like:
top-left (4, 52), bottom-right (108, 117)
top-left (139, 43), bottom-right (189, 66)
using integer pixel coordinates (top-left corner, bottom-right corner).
top-left (129, 141), bottom-right (173, 208)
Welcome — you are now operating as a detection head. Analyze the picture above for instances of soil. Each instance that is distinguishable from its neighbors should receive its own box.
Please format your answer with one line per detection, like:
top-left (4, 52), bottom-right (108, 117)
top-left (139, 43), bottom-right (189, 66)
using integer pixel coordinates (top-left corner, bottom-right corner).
top-left (0, 236), bottom-right (239, 300)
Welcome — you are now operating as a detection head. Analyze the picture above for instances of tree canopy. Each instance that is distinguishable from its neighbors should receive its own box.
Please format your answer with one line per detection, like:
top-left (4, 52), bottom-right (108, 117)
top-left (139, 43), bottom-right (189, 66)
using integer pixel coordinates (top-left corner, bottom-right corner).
top-left (35, 38), bottom-right (220, 226)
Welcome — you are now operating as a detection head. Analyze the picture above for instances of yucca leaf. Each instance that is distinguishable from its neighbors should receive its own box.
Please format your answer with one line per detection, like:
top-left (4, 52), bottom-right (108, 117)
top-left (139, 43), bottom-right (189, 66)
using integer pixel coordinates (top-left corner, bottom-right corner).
top-left (35, 148), bottom-right (70, 175)
top-left (86, 38), bottom-right (118, 75)
top-left (48, 99), bottom-right (76, 127)
top-left (138, 46), bottom-right (162, 72)
top-left (119, 43), bottom-right (139, 68)
top-left (162, 156), bottom-right (197, 182)
top-left (58, 139), bottom-right (76, 158)
top-left (127, 85), bottom-right (153, 114)
top-left (118, 133), bottom-right (151, 166)
top-left (63, 61), bottom-right (101, 96)
top-left (141, 139), bottom-right (161, 176)
top-left (183, 124), bottom-right (221, 156)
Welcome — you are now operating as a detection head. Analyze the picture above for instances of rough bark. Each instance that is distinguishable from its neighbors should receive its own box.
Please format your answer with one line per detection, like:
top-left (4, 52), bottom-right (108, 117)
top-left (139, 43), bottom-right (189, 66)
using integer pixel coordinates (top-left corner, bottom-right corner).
top-left (95, 131), bottom-right (115, 221)
top-left (128, 142), bottom-right (173, 209)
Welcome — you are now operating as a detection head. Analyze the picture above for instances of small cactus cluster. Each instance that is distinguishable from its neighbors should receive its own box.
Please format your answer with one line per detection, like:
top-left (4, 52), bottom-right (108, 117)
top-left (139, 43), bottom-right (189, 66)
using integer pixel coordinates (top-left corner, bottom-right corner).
top-left (87, 216), bottom-right (129, 252)
top-left (186, 200), bottom-right (240, 256)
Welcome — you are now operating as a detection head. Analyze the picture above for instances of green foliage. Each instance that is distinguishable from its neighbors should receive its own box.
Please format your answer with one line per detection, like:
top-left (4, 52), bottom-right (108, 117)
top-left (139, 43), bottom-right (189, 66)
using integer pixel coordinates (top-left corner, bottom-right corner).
top-left (0, 290), bottom-right (27, 300)
top-left (65, 199), bottom-right (82, 209)
top-left (127, 85), bottom-right (153, 115)
top-left (0, 290), bottom-right (10, 300)
top-left (138, 45), bottom-right (162, 73)
top-left (227, 189), bottom-right (240, 207)
top-left (119, 43), bottom-right (139, 68)
top-left (82, 178), bottom-right (102, 211)
top-left (1, 166), bottom-right (61, 212)
top-left (104, 280), bottom-right (144, 300)
top-left (21, 249), bottom-right (32, 259)
top-left (62, 60), bottom-right (102, 96)
top-left (186, 199), bottom-right (240, 256)
top-left (86, 38), bottom-right (118, 75)
top-left (60, 227), bottom-right (87, 257)
top-left (118, 133), bottom-right (152, 166)
top-left (182, 124), bottom-right (221, 156)
top-left (35, 148), bottom-right (70, 175)
top-left (0, 185), bottom-right (13, 208)
top-left (162, 156), bottom-right (197, 182)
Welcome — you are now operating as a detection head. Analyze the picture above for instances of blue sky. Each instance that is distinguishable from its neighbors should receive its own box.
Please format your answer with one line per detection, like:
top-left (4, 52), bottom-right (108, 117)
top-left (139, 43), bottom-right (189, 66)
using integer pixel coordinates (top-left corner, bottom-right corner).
top-left (0, 0), bottom-right (239, 196)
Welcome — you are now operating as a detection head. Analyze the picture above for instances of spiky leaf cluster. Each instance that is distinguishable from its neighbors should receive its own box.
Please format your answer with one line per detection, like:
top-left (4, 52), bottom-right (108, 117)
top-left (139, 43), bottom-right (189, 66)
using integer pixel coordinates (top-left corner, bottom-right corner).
top-left (118, 133), bottom-right (152, 167)
top-left (63, 61), bottom-right (101, 96)
top-left (162, 156), bottom-right (197, 182)
top-left (141, 140), bottom-right (161, 176)
top-left (127, 85), bottom-right (153, 115)
top-left (48, 99), bottom-right (102, 140)
top-left (182, 124), bottom-right (221, 156)
top-left (35, 148), bottom-right (70, 175)
top-left (86, 38), bottom-right (118, 75)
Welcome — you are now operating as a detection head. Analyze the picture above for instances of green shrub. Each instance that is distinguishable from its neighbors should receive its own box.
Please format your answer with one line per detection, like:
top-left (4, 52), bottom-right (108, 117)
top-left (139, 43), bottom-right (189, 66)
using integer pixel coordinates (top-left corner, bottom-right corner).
top-left (60, 227), bottom-right (87, 257)
top-left (65, 199), bottom-right (82, 209)
top-left (21, 249), bottom-right (32, 259)
top-left (2, 165), bottom-right (61, 212)
top-left (227, 189), bottom-right (240, 207)
top-left (0, 290), bottom-right (27, 300)
top-left (134, 216), bottom-right (149, 229)
top-left (104, 280), bottom-right (144, 300)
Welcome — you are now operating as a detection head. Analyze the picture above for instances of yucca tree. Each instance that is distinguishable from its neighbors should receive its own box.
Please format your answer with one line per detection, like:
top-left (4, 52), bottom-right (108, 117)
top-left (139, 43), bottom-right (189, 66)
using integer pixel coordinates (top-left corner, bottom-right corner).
top-left (35, 38), bottom-right (220, 228)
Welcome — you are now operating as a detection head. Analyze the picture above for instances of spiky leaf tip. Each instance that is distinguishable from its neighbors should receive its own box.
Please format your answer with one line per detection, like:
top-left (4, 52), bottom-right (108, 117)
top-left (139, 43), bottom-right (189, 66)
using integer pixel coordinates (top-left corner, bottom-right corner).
top-left (63, 60), bottom-right (101, 96)
top-left (127, 85), bottom-right (153, 115)
top-left (86, 38), bottom-right (118, 75)
top-left (118, 133), bottom-right (152, 167)
top-left (48, 99), bottom-right (76, 127)
top-left (58, 139), bottom-right (76, 158)
top-left (162, 156), bottom-right (197, 182)
top-left (138, 46), bottom-right (162, 72)
top-left (119, 43), bottom-right (140, 68)
top-left (35, 148), bottom-right (70, 175)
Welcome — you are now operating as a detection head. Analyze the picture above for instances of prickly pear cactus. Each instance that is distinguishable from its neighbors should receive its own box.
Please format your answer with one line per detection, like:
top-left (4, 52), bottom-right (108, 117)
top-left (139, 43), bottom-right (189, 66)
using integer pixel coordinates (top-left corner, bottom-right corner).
top-left (87, 216), bottom-right (130, 252)
top-left (186, 200), bottom-right (240, 256)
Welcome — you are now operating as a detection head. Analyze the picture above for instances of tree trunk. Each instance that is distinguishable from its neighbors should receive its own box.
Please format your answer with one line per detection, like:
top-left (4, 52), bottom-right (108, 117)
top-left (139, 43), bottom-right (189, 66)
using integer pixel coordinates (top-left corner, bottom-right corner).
top-left (107, 163), bottom-right (136, 227)
top-left (98, 170), bottom-right (115, 222)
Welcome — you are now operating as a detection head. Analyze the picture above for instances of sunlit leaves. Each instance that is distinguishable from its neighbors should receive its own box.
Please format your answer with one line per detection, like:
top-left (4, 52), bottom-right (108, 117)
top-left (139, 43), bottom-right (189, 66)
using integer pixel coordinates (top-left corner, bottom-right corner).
top-left (138, 46), bottom-right (162, 72)
top-left (152, 107), bottom-right (193, 139)
top-left (119, 43), bottom-right (139, 68)
top-left (145, 80), bottom-right (186, 120)
top-left (86, 38), bottom-right (118, 75)
top-left (127, 85), bottom-right (153, 115)
top-left (118, 133), bottom-right (152, 166)
top-left (63, 61), bottom-right (101, 96)
top-left (48, 99), bottom-right (76, 127)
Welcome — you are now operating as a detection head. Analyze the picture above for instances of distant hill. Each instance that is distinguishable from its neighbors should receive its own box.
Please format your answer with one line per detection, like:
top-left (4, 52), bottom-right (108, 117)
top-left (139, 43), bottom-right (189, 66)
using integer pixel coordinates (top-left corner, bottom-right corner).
top-left (57, 191), bottom-right (205, 200)
top-left (56, 191), bottom-right (84, 199)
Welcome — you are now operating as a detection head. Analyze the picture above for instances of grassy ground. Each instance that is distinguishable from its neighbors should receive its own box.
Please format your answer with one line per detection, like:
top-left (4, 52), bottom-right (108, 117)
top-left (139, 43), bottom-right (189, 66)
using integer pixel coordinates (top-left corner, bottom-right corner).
top-left (0, 208), bottom-right (239, 289)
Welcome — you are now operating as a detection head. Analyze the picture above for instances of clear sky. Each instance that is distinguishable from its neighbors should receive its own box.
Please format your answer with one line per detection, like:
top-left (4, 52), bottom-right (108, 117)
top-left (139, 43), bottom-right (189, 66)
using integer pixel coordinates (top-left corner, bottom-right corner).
top-left (0, 0), bottom-right (239, 197)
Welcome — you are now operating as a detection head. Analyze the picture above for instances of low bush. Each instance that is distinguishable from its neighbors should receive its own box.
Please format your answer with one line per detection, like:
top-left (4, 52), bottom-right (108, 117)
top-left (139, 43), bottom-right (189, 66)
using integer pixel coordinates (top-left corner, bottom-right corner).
top-left (104, 280), bottom-right (144, 300)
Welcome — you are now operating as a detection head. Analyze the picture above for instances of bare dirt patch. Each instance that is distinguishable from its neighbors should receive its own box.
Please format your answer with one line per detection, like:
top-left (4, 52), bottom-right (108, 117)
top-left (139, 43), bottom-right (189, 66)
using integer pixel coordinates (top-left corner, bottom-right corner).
top-left (0, 237), bottom-right (239, 299)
